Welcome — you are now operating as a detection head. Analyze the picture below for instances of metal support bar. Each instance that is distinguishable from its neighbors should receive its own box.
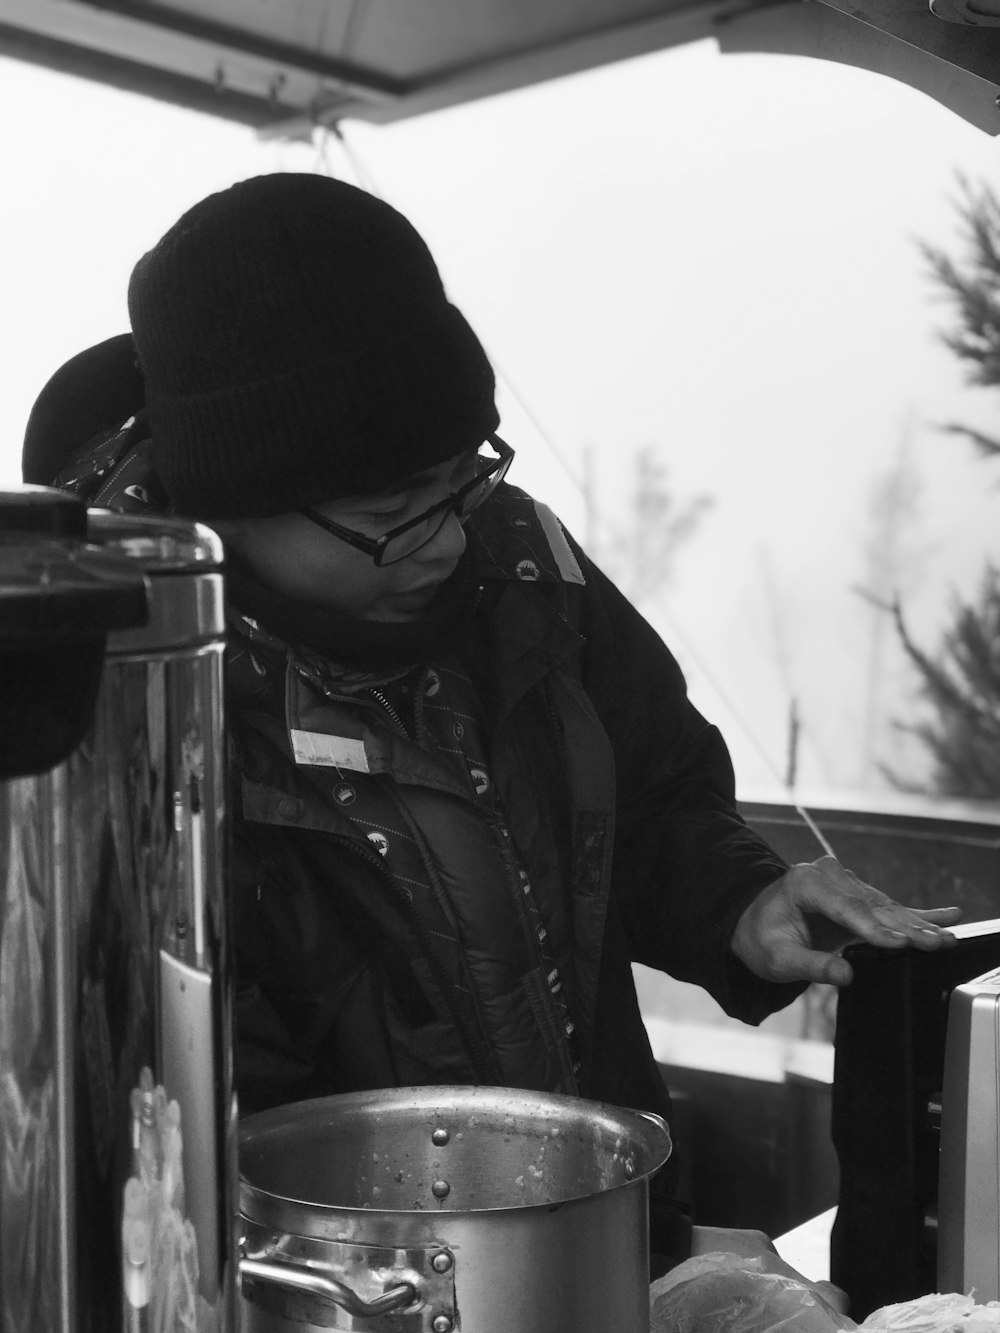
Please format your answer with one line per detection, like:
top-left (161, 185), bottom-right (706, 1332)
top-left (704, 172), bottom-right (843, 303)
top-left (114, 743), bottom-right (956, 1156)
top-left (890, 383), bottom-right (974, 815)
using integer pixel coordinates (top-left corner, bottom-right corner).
top-left (73, 0), bottom-right (403, 98)
top-left (0, 19), bottom-right (301, 128)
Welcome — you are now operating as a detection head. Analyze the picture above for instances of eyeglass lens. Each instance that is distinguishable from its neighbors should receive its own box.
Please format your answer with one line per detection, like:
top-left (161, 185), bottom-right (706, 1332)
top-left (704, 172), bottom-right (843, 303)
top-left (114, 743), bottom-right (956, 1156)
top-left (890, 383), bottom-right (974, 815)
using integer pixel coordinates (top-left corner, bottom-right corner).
top-left (379, 448), bottom-right (506, 565)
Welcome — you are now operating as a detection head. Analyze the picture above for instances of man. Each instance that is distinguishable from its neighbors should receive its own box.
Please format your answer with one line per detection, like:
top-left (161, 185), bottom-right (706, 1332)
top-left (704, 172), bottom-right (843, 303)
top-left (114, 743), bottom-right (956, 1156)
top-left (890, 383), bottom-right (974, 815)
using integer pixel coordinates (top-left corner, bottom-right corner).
top-left (24, 172), bottom-right (958, 1277)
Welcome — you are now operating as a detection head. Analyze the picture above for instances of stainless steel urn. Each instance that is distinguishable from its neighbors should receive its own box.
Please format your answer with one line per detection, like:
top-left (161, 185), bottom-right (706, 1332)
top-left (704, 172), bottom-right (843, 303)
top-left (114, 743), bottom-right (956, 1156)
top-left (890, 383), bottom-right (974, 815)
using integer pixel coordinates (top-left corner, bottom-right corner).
top-left (0, 487), bottom-right (237, 1333)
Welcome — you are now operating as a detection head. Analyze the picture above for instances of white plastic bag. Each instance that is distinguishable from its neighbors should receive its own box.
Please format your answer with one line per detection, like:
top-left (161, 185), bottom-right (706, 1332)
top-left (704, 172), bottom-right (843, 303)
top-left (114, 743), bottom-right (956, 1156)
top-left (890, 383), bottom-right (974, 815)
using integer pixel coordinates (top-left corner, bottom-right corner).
top-left (859, 1293), bottom-right (1000, 1333)
top-left (650, 1252), bottom-right (853, 1333)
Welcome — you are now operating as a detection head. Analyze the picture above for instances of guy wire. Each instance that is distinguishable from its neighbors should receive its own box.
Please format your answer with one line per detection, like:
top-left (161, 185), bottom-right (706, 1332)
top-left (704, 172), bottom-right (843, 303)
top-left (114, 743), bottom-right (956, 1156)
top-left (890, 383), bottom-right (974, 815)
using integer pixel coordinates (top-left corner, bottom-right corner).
top-left (321, 127), bottom-right (839, 863)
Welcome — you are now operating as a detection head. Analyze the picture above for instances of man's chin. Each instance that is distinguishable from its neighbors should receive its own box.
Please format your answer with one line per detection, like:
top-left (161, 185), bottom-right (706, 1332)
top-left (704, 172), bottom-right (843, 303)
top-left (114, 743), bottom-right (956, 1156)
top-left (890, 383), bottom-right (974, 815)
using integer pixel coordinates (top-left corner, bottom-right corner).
top-left (363, 603), bottom-right (432, 625)
top-left (368, 585), bottom-right (444, 622)
top-left (364, 608), bottom-right (426, 624)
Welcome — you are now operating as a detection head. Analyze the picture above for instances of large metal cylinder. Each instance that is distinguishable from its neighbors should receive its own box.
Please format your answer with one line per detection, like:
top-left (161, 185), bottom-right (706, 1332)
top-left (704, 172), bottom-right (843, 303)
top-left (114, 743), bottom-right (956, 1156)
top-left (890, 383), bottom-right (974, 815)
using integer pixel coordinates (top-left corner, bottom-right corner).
top-left (0, 490), bottom-right (237, 1333)
top-left (238, 1085), bottom-right (671, 1333)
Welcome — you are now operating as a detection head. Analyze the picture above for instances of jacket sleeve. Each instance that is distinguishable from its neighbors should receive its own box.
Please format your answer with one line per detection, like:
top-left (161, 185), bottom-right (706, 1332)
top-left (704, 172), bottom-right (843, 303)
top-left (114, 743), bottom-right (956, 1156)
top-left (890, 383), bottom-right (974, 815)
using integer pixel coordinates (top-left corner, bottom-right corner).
top-left (570, 538), bottom-right (804, 1024)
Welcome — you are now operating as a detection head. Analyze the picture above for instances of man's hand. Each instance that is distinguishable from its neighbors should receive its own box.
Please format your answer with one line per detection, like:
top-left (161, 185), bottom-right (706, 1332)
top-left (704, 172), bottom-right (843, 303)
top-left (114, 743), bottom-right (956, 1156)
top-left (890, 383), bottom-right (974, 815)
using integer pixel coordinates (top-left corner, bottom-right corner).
top-left (730, 856), bottom-right (961, 987)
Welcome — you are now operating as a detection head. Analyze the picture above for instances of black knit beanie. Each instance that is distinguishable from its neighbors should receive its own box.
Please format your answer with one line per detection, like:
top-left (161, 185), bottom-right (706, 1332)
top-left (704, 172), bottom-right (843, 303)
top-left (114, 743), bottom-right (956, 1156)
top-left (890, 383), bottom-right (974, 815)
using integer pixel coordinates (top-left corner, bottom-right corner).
top-left (127, 173), bottom-right (500, 519)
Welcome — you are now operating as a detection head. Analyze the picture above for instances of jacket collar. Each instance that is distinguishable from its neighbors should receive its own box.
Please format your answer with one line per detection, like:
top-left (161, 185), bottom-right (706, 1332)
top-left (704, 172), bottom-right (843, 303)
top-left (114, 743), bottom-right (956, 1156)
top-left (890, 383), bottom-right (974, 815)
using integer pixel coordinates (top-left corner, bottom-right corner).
top-left (467, 485), bottom-right (586, 715)
top-left (226, 483), bottom-right (588, 713)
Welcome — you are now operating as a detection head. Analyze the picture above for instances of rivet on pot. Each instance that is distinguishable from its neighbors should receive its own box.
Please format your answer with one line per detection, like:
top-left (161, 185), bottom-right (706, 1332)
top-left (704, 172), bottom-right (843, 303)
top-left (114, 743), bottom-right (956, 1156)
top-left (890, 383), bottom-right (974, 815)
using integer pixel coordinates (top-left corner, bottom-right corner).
top-left (432, 1315), bottom-right (454, 1333)
top-left (431, 1249), bottom-right (454, 1274)
top-left (431, 1179), bottom-right (451, 1199)
top-left (432, 1127), bottom-right (450, 1147)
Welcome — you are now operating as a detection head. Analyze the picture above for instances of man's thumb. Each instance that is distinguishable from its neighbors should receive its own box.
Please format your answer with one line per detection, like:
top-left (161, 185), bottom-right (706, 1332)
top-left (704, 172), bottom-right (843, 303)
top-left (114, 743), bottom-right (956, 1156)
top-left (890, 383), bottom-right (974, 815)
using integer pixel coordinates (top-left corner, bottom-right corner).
top-left (776, 946), bottom-right (853, 988)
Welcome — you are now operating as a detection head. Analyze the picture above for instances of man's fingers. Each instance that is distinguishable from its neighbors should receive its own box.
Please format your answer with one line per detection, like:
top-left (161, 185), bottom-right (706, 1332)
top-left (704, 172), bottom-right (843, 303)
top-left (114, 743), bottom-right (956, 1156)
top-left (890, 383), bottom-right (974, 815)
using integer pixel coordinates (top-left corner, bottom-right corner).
top-left (802, 861), bottom-right (961, 951)
top-left (912, 906), bottom-right (963, 924)
top-left (766, 944), bottom-right (854, 987)
top-left (864, 903), bottom-right (960, 949)
top-left (814, 952), bottom-right (854, 987)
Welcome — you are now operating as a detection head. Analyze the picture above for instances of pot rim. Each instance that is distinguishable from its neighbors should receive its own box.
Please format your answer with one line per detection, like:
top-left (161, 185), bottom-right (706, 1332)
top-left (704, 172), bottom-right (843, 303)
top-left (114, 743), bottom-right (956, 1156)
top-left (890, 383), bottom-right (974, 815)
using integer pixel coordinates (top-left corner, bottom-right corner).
top-left (238, 1085), bottom-right (672, 1219)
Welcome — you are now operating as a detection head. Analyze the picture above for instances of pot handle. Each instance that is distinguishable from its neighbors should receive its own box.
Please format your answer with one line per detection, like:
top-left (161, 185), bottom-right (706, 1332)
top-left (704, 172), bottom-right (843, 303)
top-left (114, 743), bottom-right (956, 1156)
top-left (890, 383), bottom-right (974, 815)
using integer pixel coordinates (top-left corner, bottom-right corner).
top-left (240, 1254), bottom-right (418, 1319)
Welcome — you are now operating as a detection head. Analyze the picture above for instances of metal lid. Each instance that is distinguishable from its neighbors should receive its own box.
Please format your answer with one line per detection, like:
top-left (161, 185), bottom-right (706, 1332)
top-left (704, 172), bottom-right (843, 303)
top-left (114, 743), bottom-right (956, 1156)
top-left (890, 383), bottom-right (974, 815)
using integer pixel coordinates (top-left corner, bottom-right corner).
top-left (0, 484), bottom-right (88, 539)
top-left (0, 488), bottom-right (148, 644)
top-left (86, 510), bottom-right (225, 652)
top-left (0, 487), bottom-right (150, 776)
top-left (87, 508), bottom-right (224, 573)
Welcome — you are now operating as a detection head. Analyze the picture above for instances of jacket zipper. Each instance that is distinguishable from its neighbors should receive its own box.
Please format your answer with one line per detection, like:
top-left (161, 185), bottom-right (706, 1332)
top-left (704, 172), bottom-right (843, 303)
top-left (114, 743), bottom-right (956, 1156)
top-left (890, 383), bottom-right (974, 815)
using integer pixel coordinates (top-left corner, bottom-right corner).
top-left (494, 830), bottom-right (580, 1094)
top-left (294, 664), bottom-right (502, 1080)
top-left (367, 686), bottom-right (409, 737)
top-left (292, 664), bottom-right (410, 738)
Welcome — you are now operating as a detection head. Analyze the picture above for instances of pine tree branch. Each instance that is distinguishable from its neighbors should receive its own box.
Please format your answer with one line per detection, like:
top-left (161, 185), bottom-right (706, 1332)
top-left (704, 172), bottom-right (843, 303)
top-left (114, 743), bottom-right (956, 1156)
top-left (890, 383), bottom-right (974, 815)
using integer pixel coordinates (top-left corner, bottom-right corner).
top-left (891, 597), bottom-right (988, 729)
top-left (938, 422), bottom-right (1000, 461)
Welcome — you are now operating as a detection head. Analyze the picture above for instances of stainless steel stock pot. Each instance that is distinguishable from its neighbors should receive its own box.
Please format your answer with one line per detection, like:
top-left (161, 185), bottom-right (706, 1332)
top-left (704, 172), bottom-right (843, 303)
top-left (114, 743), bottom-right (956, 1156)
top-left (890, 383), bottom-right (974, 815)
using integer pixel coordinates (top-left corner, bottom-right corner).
top-left (239, 1085), bottom-right (671, 1333)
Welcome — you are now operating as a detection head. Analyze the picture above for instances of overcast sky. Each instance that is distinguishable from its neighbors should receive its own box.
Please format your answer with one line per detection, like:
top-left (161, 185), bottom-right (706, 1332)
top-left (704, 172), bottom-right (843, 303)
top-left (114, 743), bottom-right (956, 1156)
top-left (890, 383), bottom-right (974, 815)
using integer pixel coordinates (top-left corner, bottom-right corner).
top-left (3, 40), bottom-right (999, 801)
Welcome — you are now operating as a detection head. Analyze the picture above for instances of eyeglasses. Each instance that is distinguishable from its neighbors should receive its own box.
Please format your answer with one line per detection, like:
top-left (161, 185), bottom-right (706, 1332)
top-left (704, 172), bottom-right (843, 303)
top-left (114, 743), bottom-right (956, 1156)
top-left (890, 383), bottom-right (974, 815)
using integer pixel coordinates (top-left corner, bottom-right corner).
top-left (299, 435), bottom-right (514, 567)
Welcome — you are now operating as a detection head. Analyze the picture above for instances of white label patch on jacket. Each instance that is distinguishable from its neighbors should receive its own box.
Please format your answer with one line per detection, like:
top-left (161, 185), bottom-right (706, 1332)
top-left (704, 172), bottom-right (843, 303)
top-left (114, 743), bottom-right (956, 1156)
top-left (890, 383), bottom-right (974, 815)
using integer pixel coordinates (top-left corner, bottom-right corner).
top-left (290, 729), bottom-right (371, 773)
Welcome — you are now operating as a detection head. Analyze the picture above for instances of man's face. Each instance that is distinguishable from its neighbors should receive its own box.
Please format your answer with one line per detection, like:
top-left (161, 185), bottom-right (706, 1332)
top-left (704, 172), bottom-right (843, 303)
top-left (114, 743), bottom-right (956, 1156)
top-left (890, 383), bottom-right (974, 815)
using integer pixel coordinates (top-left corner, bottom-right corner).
top-left (218, 449), bottom-right (476, 622)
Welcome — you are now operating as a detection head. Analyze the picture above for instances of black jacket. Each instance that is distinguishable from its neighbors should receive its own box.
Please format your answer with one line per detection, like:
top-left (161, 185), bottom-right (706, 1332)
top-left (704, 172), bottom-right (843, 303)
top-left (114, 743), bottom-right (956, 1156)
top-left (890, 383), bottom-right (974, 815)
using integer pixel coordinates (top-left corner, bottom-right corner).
top-left (25, 344), bottom-right (799, 1264)
top-left (222, 484), bottom-right (798, 1261)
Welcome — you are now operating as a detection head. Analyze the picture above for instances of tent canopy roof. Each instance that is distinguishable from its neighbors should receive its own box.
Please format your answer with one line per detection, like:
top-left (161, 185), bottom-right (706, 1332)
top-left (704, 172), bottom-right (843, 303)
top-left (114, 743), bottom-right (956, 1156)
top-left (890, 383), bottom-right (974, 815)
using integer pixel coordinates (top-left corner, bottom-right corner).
top-left (1, 0), bottom-right (998, 134)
